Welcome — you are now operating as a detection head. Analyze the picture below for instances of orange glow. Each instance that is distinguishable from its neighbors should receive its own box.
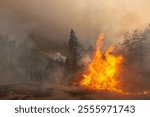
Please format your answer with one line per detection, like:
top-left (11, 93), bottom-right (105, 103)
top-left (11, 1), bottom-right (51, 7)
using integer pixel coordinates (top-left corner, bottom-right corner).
top-left (80, 34), bottom-right (124, 93)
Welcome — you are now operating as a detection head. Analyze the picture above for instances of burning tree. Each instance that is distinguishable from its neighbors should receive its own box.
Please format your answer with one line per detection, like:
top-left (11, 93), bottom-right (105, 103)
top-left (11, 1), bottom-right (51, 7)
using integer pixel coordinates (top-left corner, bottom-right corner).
top-left (80, 34), bottom-right (125, 93)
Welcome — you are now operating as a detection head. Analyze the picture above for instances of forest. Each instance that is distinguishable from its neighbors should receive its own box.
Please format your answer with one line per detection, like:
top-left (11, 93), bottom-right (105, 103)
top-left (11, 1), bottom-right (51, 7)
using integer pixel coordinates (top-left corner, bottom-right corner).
top-left (0, 24), bottom-right (150, 99)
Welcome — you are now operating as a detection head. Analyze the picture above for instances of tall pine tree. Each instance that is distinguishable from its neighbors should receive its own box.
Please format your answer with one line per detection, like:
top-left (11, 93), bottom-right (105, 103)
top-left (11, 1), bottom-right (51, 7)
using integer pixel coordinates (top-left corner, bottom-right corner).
top-left (65, 29), bottom-right (80, 74)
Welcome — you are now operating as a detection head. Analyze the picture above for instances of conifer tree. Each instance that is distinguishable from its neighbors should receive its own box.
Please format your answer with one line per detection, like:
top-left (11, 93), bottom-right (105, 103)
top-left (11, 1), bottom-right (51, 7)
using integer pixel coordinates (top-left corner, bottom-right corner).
top-left (65, 29), bottom-right (80, 74)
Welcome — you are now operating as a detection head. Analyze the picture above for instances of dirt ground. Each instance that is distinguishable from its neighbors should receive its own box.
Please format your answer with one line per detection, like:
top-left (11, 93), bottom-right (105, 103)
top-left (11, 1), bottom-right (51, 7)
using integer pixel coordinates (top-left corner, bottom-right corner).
top-left (0, 83), bottom-right (150, 100)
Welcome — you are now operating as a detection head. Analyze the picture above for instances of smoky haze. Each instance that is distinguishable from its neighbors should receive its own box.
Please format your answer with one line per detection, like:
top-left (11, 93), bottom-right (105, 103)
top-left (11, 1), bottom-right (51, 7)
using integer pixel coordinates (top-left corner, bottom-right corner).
top-left (1, 0), bottom-right (150, 99)
top-left (0, 0), bottom-right (150, 47)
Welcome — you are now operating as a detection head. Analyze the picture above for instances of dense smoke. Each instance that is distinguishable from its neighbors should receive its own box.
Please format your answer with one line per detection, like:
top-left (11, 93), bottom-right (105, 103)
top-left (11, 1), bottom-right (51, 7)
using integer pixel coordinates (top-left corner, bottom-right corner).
top-left (0, 0), bottom-right (150, 99)
top-left (1, 0), bottom-right (150, 46)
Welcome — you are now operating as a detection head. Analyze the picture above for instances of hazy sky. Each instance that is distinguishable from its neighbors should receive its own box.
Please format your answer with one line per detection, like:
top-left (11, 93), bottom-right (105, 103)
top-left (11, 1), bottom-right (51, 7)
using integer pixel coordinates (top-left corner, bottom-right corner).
top-left (0, 0), bottom-right (150, 47)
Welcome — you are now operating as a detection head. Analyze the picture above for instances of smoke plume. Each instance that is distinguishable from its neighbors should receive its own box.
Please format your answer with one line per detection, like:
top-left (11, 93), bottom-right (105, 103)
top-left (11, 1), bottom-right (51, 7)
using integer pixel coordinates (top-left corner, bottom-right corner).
top-left (0, 0), bottom-right (150, 99)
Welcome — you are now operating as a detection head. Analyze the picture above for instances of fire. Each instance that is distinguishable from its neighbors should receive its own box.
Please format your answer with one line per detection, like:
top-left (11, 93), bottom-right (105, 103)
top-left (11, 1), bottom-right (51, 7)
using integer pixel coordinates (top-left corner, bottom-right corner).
top-left (80, 34), bottom-right (124, 93)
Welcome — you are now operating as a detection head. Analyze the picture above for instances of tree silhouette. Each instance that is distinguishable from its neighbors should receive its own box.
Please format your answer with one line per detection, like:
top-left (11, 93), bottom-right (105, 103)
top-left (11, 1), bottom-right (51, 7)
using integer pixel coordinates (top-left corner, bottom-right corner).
top-left (117, 30), bottom-right (145, 64)
top-left (65, 29), bottom-right (80, 74)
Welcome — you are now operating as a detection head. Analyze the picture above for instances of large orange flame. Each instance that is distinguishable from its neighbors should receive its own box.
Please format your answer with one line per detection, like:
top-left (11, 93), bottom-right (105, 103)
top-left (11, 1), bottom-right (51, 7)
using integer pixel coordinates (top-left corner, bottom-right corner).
top-left (80, 34), bottom-right (124, 93)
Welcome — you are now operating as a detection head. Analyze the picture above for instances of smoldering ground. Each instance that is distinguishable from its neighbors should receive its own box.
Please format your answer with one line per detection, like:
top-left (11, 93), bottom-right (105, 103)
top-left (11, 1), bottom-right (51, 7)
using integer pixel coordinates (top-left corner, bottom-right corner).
top-left (0, 0), bottom-right (150, 99)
